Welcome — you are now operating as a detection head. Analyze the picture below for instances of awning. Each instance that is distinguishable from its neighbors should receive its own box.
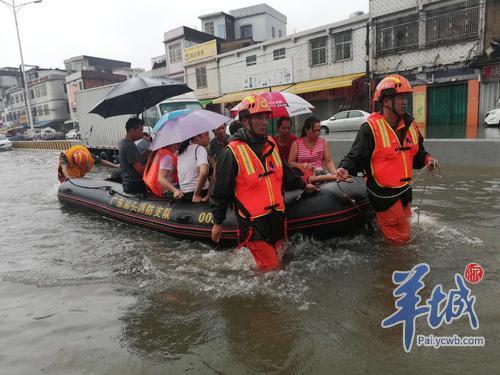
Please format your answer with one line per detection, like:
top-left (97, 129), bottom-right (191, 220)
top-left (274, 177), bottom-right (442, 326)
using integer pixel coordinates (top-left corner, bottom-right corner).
top-left (199, 99), bottom-right (213, 107)
top-left (285, 73), bottom-right (366, 95)
top-left (212, 85), bottom-right (291, 104)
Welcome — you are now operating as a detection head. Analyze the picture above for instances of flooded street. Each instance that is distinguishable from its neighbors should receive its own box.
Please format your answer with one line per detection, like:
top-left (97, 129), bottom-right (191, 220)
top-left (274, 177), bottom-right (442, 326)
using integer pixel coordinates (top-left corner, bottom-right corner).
top-left (0, 149), bottom-right (499, 374)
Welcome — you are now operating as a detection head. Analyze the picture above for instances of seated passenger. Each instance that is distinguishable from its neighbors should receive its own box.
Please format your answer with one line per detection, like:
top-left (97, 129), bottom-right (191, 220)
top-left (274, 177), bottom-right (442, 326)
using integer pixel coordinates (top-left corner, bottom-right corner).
top-left (57, 145), bottom-right (118, 183)
top-left (288, 116), bottom-right (337, 185)
top-left (143, 143), bottom-right (182, 199)
top-left (177, 132), bottom-right (211, 203)
top-left (119, 118), bottom-right (147, 194)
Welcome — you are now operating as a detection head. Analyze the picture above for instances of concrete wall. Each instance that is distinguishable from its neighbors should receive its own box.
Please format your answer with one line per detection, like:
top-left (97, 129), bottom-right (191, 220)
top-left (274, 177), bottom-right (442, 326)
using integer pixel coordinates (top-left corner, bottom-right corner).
top-left (327, 138), bottom-right (500, 167)
top-left (186, 59), bottom-right (221, 99)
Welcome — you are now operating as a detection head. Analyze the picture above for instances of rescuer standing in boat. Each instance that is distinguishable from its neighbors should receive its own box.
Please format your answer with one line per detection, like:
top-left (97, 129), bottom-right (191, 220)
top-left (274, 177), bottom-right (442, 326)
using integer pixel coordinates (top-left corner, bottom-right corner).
top-left (210, 94), bottom-right (317, 271)
top-left (336, 74), bottom-right (438, 244)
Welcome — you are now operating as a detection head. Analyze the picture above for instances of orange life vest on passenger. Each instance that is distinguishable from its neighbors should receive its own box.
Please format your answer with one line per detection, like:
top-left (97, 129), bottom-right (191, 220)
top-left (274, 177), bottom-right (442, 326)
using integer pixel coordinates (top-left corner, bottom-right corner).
top-left (57, 145), bottom-right (94, 183)
top-left (228, 137), bottom-right (284, 219)
top-left (367, 113), bottom-right (420, 188)
top-left (143, 148), bottom-right (178, 197)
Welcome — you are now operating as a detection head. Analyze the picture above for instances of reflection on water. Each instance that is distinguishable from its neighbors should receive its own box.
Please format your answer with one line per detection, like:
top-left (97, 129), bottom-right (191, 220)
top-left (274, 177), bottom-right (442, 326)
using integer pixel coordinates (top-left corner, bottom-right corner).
top-left (0, 150), bottom-right (499, 374)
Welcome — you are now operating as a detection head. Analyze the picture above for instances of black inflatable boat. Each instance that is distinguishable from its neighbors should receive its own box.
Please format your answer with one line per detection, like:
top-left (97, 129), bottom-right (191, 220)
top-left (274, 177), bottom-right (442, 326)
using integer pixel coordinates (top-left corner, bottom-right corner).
top-left (57, 178), bottom-right (373, 246)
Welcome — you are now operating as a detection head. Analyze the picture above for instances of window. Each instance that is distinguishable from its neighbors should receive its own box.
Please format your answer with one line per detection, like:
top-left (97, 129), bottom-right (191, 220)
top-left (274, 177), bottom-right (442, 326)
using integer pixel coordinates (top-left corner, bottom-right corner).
top-left (32, 107), bottom-right (37, 117)
top-left (246, 55), bottom-right (257, 66)
top-left (40, 84), bottom-right (47, 96)
top-left (38, 106), bottom-right (43, 116)
top-left (376, 15), bottom-right (419, 56)
top-left (335, 111), bottom-right (348, 119)
top-left (310, 37), bottom-right (327, 66)
top-left (205, 21), bottom-right (215, 35)
top-left (217, 24), bottom-right (226, 38)
top-left (78, 81), bottom-right (84, 90)
top-left (15, 94), bottom-right (19, 103)
top-left (279, 30), bottom-right (282, 38)
top-left (348, 111), bottom-right (363, 118)
top-left (272, 26), bottom-right (275, 38)
top-left (20, 94), bottom-right (24, 102)
top-left (425, 0), bottom-right (479, 47)
top-left (29, 90), bottom-right (34, 99)
top-left (35, 87), bottom-right (40, 98)
top-left (195, 66), bottom-right (207, 88)
top-left (169, 43), bottom-right (182, 64)
top-left (44, 104), bottom-right (49, 115)
top-left (334, 31), bottom-right (352, 61)
top-left (273, 48), bottom-right (286, 60)
top-left (240, 24), bottom-right (253, 39)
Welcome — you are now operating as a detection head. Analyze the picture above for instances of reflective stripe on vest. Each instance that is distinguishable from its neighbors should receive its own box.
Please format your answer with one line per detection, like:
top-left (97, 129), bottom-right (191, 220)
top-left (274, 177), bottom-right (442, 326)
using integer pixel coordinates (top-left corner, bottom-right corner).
top-left (367, 113), bottom-right (420, 188)
top-left (58, 145), bottom-right (94, 182)
top-left (143, 148), bottom-right (178, 197)
top-left (228, 137), bottom-right (284, 219)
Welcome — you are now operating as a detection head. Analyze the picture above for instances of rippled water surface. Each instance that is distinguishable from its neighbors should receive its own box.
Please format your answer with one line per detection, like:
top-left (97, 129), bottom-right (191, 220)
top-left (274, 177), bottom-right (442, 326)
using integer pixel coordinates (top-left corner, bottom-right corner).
top-left (0, 150), bottom-right (499, 374)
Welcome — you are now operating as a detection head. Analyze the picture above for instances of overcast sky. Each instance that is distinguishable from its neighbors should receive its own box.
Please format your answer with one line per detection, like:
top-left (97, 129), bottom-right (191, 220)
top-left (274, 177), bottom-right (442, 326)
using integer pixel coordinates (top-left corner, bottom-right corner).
top-left (1, 0), bottom-right (368, 71)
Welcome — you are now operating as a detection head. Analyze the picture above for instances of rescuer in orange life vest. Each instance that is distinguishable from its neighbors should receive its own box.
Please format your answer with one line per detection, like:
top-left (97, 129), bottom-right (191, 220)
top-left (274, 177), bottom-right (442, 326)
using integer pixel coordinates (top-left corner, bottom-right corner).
top-left (336, 74), bottom-right (438, 245)
top-left (210, 94), bottom-right (318, 271)
top-left (57, 145), bottom-right (118, 183)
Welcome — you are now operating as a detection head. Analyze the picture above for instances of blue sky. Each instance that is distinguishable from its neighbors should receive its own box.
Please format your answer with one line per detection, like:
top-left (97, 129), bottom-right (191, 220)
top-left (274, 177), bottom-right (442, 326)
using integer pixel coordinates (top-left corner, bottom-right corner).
top-left (1, 0), bottom-right (368, 71)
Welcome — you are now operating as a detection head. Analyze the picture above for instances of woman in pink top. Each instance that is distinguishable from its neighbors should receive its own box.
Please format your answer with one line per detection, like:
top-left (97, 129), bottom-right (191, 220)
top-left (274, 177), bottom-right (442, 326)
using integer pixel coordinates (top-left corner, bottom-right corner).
top-left (288, 116), bottom-right (337, 184)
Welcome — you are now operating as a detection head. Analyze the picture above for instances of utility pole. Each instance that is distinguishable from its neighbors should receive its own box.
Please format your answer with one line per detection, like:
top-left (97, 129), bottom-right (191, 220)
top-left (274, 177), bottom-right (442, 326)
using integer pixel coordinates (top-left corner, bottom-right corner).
top-left (1, 0), bottom-right (43, 135)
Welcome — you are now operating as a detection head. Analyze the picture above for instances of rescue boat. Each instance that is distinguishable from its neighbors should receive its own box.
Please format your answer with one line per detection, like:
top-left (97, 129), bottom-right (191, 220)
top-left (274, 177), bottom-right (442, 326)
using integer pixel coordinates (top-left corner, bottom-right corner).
top-left (57, 177), bottom-right (373, 246)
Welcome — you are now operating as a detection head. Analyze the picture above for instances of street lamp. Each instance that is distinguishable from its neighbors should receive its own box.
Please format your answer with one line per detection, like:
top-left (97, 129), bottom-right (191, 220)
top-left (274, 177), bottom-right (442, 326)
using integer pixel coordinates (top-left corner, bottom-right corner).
top-left (1, 0), bottom-right (42, 134)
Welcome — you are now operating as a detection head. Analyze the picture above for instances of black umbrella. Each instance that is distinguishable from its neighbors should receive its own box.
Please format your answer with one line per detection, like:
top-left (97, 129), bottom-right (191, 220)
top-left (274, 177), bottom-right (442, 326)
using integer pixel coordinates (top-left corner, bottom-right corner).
top-left (89, 76), bottom-right (193, 118)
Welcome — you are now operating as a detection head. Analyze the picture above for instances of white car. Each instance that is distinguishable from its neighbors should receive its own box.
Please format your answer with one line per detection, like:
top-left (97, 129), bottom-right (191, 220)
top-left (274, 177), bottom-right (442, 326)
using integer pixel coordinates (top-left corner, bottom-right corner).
top-left (0, 134), bottom-right (13, 151)
top-left (485, 108), bottom-right (500, 127)
top-left (320, 110), bottom-right (370, 134)
top-left (65, 129), bottom-right (81, 139)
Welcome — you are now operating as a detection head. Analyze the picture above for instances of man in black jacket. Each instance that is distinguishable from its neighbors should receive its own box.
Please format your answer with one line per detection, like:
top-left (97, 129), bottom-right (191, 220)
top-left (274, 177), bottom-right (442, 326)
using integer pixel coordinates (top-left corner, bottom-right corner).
top-left (336, 75), bottom-right (437, 244)
top-left (211, 94), bottom-right (316, 270)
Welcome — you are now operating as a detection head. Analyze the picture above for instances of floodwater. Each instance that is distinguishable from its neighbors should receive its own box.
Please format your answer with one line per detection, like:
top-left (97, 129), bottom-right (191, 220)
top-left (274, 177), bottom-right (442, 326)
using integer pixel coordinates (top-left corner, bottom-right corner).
top-left (0, 149), bottom-right (499, 374)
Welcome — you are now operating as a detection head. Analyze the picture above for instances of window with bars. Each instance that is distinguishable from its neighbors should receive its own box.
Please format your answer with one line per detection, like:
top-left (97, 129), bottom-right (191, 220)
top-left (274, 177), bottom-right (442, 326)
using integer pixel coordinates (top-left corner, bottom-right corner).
top-left (195, 66), bottom-right (207, 88)
top-left (376, 15), bottom-right (419, 56)
top-left (204, 21), bottom-right (214, 35)
top-left (240, 24), bottom-right (253, 39)
top-left (169, 43), bottom-right (182, 64)
top-left (310, 37), bottom-right (327, 66)
top-left (273, 48), bottom-right (286, 60)
top-left (425, 0), bottom-right (479, 47)
top-left (334, 31), bottom-right (352, 61)
top-left (246, 55), bottom-right (257, 66)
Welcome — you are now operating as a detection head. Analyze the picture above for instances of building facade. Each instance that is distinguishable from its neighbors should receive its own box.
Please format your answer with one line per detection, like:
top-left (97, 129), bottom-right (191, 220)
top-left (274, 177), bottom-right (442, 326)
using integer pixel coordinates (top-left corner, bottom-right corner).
top-left (208, 12), bottom-right (369, 121)
top-left (64, 55), bottom-right (134, 124)
top-left (0, 67), bottom-right (20, 127)
top-left (370, 0), bottom-right (486, 138)
top-left (4, 68), bottom-right (68, 129)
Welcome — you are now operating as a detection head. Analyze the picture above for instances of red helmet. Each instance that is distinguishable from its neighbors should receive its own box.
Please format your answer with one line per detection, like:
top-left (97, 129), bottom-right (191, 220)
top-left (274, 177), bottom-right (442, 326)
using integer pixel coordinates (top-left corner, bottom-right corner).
top-left (373, 75), bottom-right (413, 102)
top-left (238, 93), bottom-right (272, 118)
top-left (72, 149), bottom-right (90, 168)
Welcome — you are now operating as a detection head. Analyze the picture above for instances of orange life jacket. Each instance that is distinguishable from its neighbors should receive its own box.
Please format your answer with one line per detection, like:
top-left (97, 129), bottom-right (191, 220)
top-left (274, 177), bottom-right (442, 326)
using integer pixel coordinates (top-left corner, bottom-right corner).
top-left (143, 148), bottom-right (178, 197)
top-left (228, 136), bottom-right (284, 219)
top-left (367, 113), bottom-right (420, 188)
top-left (57, 145), bottom-right (94, 183)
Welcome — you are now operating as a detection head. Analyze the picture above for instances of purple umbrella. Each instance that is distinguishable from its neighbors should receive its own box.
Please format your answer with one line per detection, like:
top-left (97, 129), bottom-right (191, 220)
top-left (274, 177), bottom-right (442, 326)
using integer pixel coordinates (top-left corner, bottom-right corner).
top-left (150, 109), bottom-right (231, 151)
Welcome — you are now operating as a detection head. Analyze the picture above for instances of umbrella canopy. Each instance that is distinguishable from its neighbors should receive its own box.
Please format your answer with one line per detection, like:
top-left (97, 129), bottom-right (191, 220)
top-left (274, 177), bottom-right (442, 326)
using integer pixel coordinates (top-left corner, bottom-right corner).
top-left (231, 91), bottom-right (314, 118)
top-left (152, 109), bottom-right (192, 133)
top-left (150, 110), bottom-right (231, 151)
top-left (89, 76), bottom-right (192, 118)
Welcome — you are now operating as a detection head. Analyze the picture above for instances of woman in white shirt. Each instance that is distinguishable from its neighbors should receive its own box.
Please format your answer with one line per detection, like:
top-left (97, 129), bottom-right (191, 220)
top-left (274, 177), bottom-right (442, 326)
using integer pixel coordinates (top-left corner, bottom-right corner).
top-left (177, 131), bottom-right (211, 203)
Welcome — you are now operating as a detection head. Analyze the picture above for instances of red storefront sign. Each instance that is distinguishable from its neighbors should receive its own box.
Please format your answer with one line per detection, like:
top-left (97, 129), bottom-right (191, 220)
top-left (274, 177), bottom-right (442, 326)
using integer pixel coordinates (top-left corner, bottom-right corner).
top-left (482, 64), bottom-right (500, 82)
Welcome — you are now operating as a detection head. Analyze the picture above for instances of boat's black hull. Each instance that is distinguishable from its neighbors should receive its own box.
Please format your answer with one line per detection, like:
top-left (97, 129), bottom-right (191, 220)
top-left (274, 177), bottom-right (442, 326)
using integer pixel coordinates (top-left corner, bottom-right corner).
top-left (57, 178), bottom-right (373, 246)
